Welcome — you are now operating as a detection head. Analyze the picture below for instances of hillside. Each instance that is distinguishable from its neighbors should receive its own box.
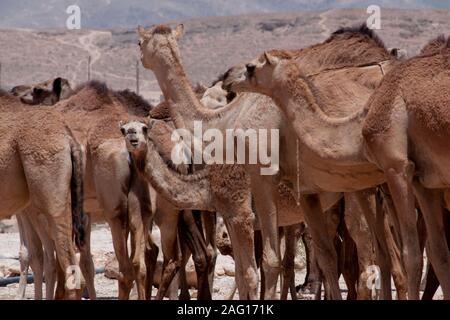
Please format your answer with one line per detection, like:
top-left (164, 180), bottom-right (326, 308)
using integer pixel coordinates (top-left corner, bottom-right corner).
top-left (0, 8), bottom-right (449, 102)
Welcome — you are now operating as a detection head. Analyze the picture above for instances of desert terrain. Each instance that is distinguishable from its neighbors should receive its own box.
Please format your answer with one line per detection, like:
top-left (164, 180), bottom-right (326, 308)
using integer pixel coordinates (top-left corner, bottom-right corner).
top-left (1, 8), bottom-right (450, 102)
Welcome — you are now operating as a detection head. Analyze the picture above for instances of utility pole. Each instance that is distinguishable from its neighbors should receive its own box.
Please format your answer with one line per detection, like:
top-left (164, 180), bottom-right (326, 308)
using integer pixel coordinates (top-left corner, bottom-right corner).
top-left (136, 60), bottom-right (140, 95)
top-left (88, 56), bottom-right (91, 81)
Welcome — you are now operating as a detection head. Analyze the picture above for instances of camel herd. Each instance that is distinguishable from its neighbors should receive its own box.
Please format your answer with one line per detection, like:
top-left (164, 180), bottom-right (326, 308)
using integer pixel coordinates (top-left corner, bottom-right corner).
top-left (0, 22), bottom-right (449, 300)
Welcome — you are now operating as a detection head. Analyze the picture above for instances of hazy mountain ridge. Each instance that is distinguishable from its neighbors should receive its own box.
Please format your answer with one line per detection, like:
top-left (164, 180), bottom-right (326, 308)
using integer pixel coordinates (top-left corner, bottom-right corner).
top-left (0, 8), bottom-right (449, 103)
top-left (0, 0), bottom-right (448, 28)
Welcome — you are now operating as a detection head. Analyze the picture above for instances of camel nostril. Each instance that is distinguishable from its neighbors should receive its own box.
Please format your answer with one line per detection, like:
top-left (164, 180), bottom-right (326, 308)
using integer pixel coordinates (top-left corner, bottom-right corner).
top-left (222, 232), bottom-right (228, 239)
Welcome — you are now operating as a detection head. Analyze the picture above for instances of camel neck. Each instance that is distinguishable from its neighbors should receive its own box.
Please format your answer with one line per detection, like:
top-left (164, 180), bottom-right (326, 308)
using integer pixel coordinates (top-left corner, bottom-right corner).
top-left (150, 55), bottom-right (241, 133)
top-left (150, 53), bottom-right (215, 123)
top-left (272, 78), bottom-right (368, 163)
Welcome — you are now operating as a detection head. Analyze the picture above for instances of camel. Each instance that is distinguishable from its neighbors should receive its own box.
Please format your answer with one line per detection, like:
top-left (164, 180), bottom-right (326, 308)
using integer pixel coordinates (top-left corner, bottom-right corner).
top-left (0, 91), bottom-right (86, 299)
top-left (121, 118), bottom-right (258, 298)
top-left (122, 115), bottom-right (390, 299)
top-left (362, 35), bottom-right (450, 299)
top-left (44, 82), bottom-right (158, 299)
top-left (10, 79), bottom-right (215, 300)
top-left (130, 116), bottom-right (218, 300)
top-left (136, 23), bottom-right (402, 299)
top-left (222, 27), bottom-right (448, 299)
top-left (11, 77), bottom-right (72, 106)
top-left (9, 79), bottom-right (97, 300)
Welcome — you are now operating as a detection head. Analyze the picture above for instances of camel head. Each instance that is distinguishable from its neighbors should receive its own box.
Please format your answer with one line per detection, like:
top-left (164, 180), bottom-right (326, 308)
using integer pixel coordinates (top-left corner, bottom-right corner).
top-left (11, 77), bottom-right (72, 106)
top-left (137, 23), bottom-right (184, 70)
top-left (222, 50), bottom-right (293, 96)
top-left (120, 120), bottom-right (149, 156)
top-left (200, 81), bottom-right (229, 109)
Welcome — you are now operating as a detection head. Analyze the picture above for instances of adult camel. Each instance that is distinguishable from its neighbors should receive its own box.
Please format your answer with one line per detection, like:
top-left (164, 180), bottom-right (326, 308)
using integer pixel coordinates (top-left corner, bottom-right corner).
top-left (362, 36), bottom-right (450, 299)
top-left (0, 90), bottom-right (86, 299)
top-left (10, 78), bottom-right (96, 300)
top-left (222, 29), bottom-right (446, 299)
top-left (137, 23), bottom-right (398, 299)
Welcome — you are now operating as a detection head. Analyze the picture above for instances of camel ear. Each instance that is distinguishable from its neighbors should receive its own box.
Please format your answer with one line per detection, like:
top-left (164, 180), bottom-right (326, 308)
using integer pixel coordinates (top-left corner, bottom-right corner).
top-left (137, 25), bottom-right (146, 38)
top-left (52, 77), bottom-right (62, 98)
top-left (119, 121), bottom-right (126, 136)
top-left (264, 51), bottom-right (280, 66)
top-left (389, 47), bottom-right (408, 60)
top-left (173, 24), bottom-right (184, 40)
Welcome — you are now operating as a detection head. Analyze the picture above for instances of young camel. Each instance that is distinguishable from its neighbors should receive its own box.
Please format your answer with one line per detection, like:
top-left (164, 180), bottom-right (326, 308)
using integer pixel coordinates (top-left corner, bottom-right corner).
top-left (222, 31), bottom-right (445, 299)
top-left (137, 24), bottom-right (399, 299)
top-left (129, 115), bottom-right (218, 300)
top-left (0, 91), bottom-right (86, 300)
top-left (362, 36), bottom-right (450, 299)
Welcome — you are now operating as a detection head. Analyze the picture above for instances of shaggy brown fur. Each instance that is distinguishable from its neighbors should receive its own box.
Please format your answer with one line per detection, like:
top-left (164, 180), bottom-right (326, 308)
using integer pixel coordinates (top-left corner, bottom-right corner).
top-left (152, 24), bottom-right (173, 35)
top-left (293, 24), bottom-right (392, 75)
top-left (363, 39), bottom-right (450, 137)
top-left (420, 35), bottom-right (450, 56)
top-left (149, 101), bottom-right (172, 119)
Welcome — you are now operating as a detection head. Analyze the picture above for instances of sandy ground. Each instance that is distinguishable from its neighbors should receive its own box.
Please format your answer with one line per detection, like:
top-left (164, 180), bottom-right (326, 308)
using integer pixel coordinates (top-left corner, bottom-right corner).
top-left (0, 223), bottom-right (308, 300)
top-left (0, 222), bottom-right (442, 300)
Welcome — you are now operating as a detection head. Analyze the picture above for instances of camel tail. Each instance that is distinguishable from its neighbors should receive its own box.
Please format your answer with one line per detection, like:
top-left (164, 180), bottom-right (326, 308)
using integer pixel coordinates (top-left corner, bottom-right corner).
top-left (68, 131), bottom-right (86, 249)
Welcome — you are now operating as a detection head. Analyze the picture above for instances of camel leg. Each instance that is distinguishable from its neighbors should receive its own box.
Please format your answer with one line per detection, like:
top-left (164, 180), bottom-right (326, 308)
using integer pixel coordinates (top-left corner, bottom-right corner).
top-left (380, 162), bottom-right (422, 299)
top-left (422, 209), bottom-right (449, 300)
top-left (78, 213), bottom-right (96, 299)
top-left (54, 257), bottom-right (65, 300)
top-left (254, 229), bottom-right (265, 300)
top-left (340, 225), bottom-right (359, 300)
top-left (380, 190), bottom-right (408, 300)
top-left (49, 211), bottom-right (84, 300)
top-left (178, 210), bottom-right (211, 300)
top-left (202, 212), bottom-right (217, 296)
top-left (351, 190), bottom-right (392, 299)
top-left (384, 209), bottom-right (408, 300)
top-left (178, 241), bottom-right (191, 300)
top-left (412, 182), bottom-right (450, 299)
top-left (216, 195), bottom-right (257, 300)
top-left (16, 214), bottom-right (31, 300)
top-left (155, 203), bottom-right (181, 300)
top-left (281, 225), bottom-right (297, 300)
top-left (23, 214), bottom-right (45, 300)
top-left (299, 194), bottom-right (341, 300)
top-left (250, 175), bottom-right (280, 299)
top-left (422, 261), bottom-right (439, 300)
top-left (107, 216), bottom-right (134, 299)
top-left (23, 157), bottom-right (85, 299)
top-left (343, 195), bottom-right (373, 299)
top-left (297, 226), bottom-right (322, 298)
top-left (145, 231), bottom-right (159, 300)
top-left (32, 213), bottom-right (57, 300)
top-left (128, 177), bottom-right (152, 300)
